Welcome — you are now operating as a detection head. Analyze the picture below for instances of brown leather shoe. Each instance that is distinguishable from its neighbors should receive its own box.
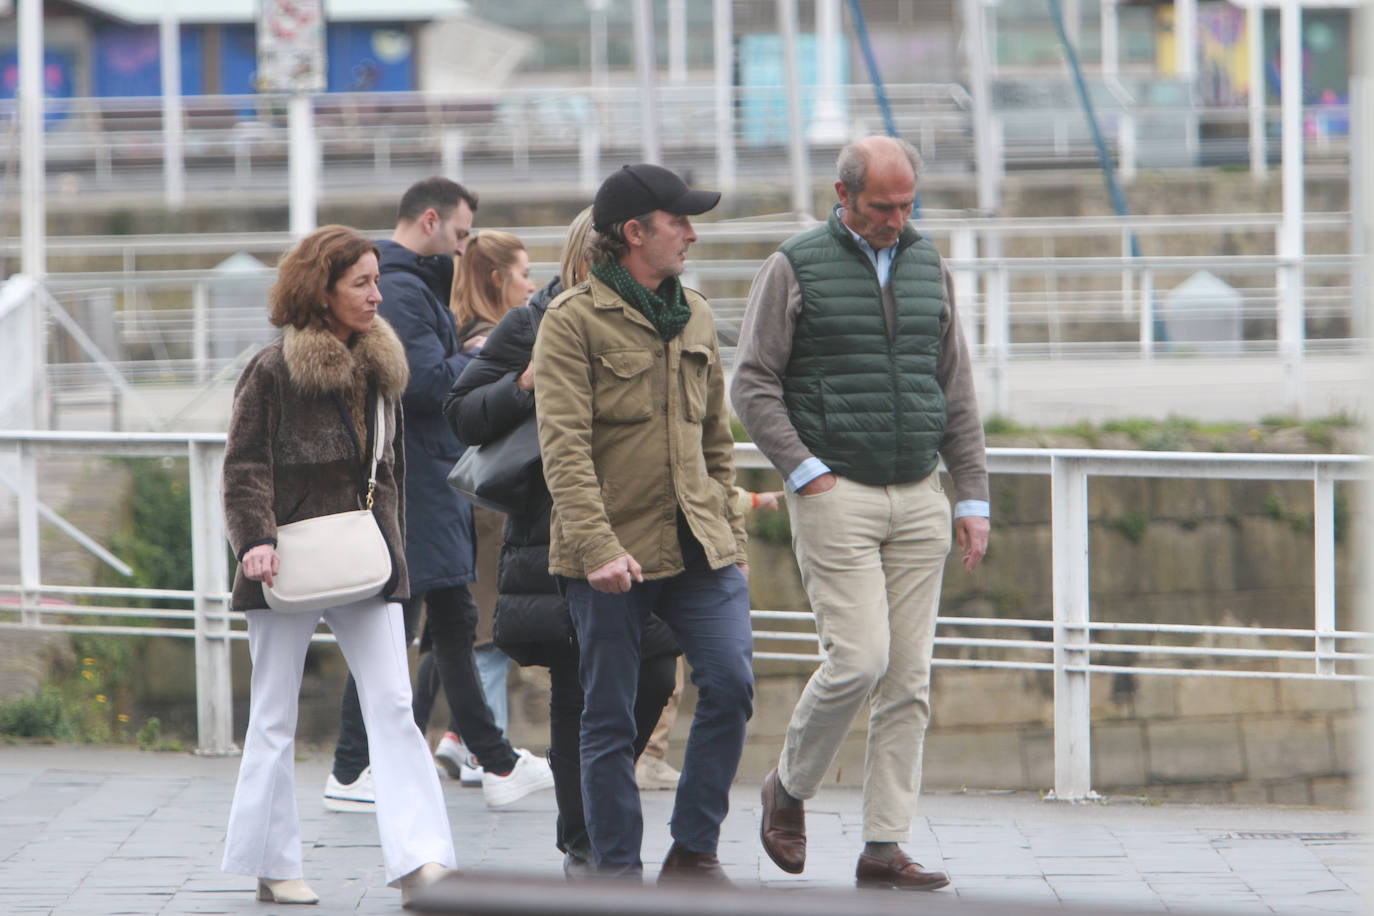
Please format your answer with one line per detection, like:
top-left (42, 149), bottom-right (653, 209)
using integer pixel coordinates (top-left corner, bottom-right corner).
top-left (657, 841), bottom-right (731, 885)
top-left (759, 768), bottom-right (806, 874)
top-left (855, 847), bottom-right (950, 891)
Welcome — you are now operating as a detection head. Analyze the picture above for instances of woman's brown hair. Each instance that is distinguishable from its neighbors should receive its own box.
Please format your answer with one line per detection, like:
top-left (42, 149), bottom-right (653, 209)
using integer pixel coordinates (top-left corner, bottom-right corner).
top-left (449, 230), bottom-right (528, 332)
top-left (269, 225), bottom-right (379, 330)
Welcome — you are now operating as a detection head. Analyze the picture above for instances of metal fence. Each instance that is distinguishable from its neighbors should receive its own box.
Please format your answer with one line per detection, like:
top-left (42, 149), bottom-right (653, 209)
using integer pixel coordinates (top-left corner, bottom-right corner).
top-left (0, 85), bottom-right (1352, 204)
top-left (0, 209), bottom-right (1357, 424)
top-left (1, 433), bottom-right (1364, 800)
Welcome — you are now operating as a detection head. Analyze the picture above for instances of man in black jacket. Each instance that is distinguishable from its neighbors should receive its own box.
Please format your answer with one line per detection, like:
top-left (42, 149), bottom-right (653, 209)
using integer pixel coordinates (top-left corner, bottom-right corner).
top-left (325, 177), bottom-right (553, 813)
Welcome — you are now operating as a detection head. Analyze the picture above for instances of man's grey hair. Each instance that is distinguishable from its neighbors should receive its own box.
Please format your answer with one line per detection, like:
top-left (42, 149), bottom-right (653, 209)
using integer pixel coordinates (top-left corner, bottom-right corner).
top-left (836, 138), bottom-right (923, 197)
top-left (590, 211), bottom-right (656, 267)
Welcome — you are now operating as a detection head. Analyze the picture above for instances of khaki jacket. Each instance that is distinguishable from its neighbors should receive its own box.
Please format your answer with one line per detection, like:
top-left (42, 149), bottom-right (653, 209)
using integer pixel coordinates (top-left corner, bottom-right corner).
top-left (532, 275), bottom-right (747, 579)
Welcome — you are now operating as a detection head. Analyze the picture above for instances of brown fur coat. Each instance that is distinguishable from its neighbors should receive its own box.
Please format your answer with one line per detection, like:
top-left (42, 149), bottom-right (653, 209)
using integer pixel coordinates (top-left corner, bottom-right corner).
top-left (223, 317), bottom-right (410, 611)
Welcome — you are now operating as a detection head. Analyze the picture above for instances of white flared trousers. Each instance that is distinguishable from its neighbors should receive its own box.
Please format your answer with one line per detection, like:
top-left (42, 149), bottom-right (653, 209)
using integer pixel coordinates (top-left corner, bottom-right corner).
top-left (221, 597), bottom-right (456, 885)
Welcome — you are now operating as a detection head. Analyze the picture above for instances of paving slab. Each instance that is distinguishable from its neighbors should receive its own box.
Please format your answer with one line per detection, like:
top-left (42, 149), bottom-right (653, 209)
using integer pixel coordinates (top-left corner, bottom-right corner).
top-left (0, 743), bottom-right (1366, 914)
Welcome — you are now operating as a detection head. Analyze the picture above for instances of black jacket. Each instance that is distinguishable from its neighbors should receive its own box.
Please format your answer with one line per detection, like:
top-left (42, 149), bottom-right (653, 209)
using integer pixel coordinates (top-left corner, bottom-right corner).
top-left (445, 280), bottom-right (678, 666)
top-left (377, 239), bottom-right (476, 592)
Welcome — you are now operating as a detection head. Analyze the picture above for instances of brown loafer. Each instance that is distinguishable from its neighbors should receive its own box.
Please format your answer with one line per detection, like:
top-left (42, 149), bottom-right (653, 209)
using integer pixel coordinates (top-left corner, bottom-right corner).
top-left (759, 768), bottom-right (806, 874)
top-left (657, 841), bottom-right (731, 885)
top-left (855, 847), bottom-right (950, 891)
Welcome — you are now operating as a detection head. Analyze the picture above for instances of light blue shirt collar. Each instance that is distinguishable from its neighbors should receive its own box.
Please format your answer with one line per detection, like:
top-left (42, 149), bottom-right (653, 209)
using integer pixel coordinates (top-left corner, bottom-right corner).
top-left (840, 212), bottom-right (897, 288)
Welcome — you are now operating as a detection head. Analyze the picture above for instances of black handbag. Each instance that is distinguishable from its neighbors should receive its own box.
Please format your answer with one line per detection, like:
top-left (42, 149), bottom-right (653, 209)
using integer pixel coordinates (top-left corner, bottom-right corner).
top-left (446, 415), bottom-right (543, 515)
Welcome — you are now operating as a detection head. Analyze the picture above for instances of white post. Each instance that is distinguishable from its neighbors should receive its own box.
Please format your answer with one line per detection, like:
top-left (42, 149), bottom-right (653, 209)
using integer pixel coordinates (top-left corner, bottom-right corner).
top-left (1118, 113), bottom-right (1136, 184)
top-left (1350, 75), bottom-right (1368, 341)
top-left (1358, 0), bottom-right (1374, 890)
top-left (778, 0), bottom-right (811, 218)
top-left (1279, 0), bottom-right (1304, 414)
top-left (713, 0), bottom-right (736, 192)
top-left (811, 0), bottom-right (847, 143)
top-left (19, 0), bottom-right (45, 278)
top-left (1050, 455), bottom-right (1094, 801)
top-left (580, 120), bottom-right (600, 196)
top-left (963, 0), bottom-right (999, 214)
top-left (288, 94), bottom-right (317, 238)
top-left (1140, 267), bottom-right (1155, 357)
top-left (192, 281), bottom-right (209, 385)
top-left (950, 225), bottom-right (978, 344)
top-left (1174, 0), bottom-right (1197, 85)
top-left (160, 9), bottom-right (186, 210)
top-left (589, 0), bottom-right (608, 96)
top-left (442, 130), bottom-right (464, 183)
top-left (1314, 472), bottom-right (1336, 675)
top-left (1101, 0), bottom-right (1119, 78)
top-left (633, 0), bottom-right (661, 164)
top-left (1247, 0), bottom-right (1267, 180)
top-left (189, 440), bottom-right (236, 756)
top-left (17, 444), bottom-right (40, 628)
top-left (669, 0), bottom-right (687, 84)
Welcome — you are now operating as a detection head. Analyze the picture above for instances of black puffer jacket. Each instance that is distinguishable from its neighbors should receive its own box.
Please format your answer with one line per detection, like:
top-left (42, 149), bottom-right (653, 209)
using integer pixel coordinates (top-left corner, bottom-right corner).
top-left (445, 279), bottom-right (679, 667)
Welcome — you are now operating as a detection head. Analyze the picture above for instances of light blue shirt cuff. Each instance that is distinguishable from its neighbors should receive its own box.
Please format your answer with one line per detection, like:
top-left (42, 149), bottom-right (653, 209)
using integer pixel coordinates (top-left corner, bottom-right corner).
top-left (787, 458), bottom-right (832, 493)
top-left (954, 499), bottom-right (990, 520)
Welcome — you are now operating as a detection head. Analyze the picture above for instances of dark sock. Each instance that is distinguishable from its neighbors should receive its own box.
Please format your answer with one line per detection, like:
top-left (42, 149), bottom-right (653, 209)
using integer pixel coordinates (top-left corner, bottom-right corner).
top-left (864, 841), bottom-right (898, 861)
top-left (775, 775), bottom-right (802, 809)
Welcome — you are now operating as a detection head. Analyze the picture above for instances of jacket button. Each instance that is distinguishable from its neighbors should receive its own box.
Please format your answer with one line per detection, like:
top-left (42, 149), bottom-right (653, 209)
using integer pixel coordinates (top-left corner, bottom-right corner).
top-left (662, 404), bottom-right (669, 414)
top-left (655, 348), bottom-right (664, 357)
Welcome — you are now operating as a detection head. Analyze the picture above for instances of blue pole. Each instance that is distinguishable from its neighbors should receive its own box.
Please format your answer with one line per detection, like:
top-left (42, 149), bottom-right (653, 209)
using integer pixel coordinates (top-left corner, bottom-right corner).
top-left (1047, 0), bottom-right (1140, 259)
top-left (844, 0), bottom-right (920, 216)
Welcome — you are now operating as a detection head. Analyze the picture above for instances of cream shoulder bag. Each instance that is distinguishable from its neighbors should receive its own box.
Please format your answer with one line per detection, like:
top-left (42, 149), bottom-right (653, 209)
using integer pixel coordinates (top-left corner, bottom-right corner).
top-left (263, 396), bottom-right (392, 613)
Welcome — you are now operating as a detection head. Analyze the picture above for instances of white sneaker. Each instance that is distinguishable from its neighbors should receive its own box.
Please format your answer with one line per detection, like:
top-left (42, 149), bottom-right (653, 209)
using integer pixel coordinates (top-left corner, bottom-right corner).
top-left (481, 748), bottom-right (555, 808)
top-left (635, 754), bottom-right (681, 790)
top-left (323, 766), bottom-right (374, 812)
top-left (435, 732), bottom-right (484, 786)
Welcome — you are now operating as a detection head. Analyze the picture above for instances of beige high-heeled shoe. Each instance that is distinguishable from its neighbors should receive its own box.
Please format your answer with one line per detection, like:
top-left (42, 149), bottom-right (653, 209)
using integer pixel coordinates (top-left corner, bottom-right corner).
top-left (256, 877), bottom-right (319, 905)
top-left (398, 862), bottom-right (457, 909)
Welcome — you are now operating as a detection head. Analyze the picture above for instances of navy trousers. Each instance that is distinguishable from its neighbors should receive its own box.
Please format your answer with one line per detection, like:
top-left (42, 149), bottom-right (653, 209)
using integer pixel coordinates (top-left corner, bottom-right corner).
top-left (564, 563), bottom-right (754, 875)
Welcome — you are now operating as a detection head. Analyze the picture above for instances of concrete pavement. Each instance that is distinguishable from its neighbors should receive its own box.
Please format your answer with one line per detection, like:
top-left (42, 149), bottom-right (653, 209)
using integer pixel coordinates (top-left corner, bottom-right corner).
top-left (0, 743), bottom-right (1365, 914)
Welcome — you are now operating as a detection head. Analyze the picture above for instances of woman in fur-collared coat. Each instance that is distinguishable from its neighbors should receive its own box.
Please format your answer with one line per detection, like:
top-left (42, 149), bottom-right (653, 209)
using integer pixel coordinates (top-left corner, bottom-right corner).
top-left (220, 226), bottom-right (456, 908)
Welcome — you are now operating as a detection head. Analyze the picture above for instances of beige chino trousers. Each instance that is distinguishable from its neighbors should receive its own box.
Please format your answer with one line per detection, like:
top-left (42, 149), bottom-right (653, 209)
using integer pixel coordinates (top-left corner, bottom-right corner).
top-left (778, 471), bottom-right (952, 842)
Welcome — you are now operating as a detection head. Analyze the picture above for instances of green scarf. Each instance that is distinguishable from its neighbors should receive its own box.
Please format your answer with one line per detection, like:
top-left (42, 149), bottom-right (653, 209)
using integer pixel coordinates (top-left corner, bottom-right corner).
top-left (592, 261), bottom-right (692, 341)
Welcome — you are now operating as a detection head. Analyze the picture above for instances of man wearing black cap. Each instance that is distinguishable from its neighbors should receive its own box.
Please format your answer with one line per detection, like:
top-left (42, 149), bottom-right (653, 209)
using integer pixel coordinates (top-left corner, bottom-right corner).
top-left (532, 164), bottom-right (754, 882)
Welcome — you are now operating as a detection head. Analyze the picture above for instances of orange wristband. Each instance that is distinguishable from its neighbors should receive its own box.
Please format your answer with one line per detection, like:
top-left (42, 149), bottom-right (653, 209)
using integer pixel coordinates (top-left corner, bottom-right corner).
top-left (751, 492), bottom-right (759, 509)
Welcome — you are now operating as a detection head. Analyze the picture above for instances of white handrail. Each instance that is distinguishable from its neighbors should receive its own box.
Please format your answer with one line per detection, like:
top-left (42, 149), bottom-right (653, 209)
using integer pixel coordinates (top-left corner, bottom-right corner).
top-left (0, 433), bottom-right (1365, 800)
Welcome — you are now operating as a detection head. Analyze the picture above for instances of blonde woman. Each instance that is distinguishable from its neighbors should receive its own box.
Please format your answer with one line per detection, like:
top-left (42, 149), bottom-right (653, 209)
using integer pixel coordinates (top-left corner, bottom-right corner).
top-left (450, 230), bottom-right (537, 353)
top-left (426, 229), bottom-right (539, 785)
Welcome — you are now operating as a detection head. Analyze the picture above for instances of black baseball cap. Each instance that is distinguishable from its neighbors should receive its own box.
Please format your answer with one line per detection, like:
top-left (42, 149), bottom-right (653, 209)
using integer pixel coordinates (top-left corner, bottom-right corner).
top-left (592, 164), bottom-right (721, 231)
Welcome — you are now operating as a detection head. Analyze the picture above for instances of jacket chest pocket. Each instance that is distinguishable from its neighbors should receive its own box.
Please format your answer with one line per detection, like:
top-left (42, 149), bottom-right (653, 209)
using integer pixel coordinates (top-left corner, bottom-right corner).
top-left (593, 348), bottom-right (655, 423)
top-left (679, 343), bottom-right (712, 423)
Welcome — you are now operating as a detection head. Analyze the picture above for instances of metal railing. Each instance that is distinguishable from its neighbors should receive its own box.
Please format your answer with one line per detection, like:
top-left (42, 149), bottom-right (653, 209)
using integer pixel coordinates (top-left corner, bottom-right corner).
top-left (0, 85), bottom-right (1352, 204)
top-left (1, 433), bottom-right (1364, 800)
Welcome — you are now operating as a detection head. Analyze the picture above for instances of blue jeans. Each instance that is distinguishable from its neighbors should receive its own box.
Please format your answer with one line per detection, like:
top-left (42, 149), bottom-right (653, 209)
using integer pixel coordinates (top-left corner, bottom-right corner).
top-left (474, 643), bottom-right (511, 734)
top-left (565, 565), bottom-right (754, 875)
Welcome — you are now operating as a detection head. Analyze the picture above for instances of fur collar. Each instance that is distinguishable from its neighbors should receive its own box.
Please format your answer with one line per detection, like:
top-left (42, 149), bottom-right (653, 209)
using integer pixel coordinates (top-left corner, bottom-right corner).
top-left (282, 316), bottom-right (409, 398)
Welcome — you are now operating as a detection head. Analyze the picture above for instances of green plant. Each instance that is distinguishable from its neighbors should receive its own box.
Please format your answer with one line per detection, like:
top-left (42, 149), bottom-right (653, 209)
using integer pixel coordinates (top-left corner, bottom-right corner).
top-left (1263, 493), bottom-right (1284, 521)
top-left (987, 585), bottom-right (1028, 615)
top-left (1100, 418), bottom-right (1155, 443)
top-left (1054, 420), bottom-right (1099, 445)
top-left (748, 505), bottom-right (792, 546)
top-left (983, 415), bottom-right (1026, 436)
top-left (0, 689), bottom-right (77, 740)
top-left (1104, 511), bottom-right (1149, 543)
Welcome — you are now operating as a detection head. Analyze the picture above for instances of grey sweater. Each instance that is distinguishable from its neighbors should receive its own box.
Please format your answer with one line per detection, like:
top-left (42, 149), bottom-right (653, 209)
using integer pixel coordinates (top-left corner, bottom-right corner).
top-left (731, 249), bottom-right (989, 512)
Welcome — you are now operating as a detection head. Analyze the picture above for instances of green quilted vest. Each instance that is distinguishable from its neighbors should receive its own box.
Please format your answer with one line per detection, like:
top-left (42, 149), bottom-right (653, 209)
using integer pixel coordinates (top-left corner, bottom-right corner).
top-left (779, 207), bottom-right (947, 486)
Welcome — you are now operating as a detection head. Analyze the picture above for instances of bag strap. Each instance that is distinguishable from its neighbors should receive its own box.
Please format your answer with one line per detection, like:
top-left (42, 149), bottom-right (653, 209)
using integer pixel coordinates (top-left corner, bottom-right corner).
top-left (365, 392), bottom-right (385, 510)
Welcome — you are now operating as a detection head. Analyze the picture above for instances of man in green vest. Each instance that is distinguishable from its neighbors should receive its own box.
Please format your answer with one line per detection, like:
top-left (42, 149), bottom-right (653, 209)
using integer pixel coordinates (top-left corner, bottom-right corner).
top-left (733, 135), bottom-right (990, 891)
